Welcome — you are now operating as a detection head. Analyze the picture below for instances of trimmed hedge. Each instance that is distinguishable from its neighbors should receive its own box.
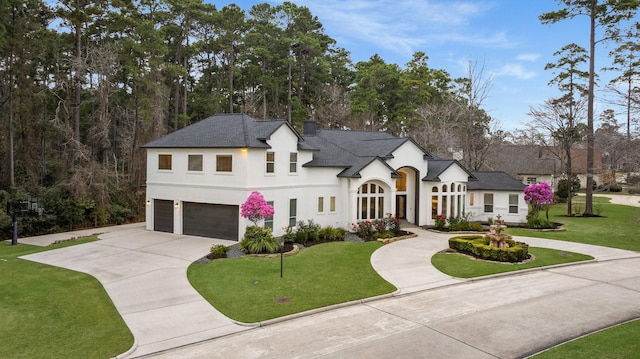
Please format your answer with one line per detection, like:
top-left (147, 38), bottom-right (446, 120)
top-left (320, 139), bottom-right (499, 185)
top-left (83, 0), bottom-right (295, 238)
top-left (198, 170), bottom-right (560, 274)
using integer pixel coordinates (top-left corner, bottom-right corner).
top-left (448, 235), bottom-right (529, 263)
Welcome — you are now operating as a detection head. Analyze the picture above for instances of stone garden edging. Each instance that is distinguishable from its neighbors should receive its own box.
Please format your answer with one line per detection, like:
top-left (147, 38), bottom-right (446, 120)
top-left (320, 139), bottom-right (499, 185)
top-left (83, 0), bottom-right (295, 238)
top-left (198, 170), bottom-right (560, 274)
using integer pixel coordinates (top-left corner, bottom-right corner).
top-left (376, 232), bottom-right (418, 245)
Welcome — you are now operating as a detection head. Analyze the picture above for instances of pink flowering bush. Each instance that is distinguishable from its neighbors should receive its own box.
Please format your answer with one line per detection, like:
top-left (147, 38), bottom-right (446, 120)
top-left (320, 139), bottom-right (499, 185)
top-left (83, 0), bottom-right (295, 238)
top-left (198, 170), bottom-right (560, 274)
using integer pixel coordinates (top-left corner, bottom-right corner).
top-left (524, 182), bottom-right (554, 222)
top-left (239, 191), bottom-right (277, 254)
top-left (240, 191), bottom-right (275, 225)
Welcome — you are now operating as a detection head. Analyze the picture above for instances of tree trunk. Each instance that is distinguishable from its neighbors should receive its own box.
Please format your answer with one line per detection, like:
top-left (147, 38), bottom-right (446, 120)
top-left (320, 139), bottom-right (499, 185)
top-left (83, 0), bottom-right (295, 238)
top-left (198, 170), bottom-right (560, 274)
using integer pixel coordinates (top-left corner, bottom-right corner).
top-left (584, 0), bottom-right (596, 216)
top-left (74, 22), bottom-right (82, 146)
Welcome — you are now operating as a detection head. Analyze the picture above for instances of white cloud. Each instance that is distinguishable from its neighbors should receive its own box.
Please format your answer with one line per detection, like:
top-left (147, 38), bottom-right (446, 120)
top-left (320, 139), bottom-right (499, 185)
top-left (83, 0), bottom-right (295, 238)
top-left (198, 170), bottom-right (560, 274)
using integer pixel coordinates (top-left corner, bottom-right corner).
top-left (516, 53), bottom-right (541, 62)
top-left (289, 0), bottom-right (509, 60)
top-left (497, 64), bottom-right (537, 79)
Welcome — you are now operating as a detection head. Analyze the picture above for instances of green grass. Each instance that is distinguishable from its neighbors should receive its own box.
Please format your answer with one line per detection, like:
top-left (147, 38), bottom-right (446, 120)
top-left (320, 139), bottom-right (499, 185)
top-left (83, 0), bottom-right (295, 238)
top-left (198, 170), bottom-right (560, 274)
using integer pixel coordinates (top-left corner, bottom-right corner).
top-left (507, 203), bottom-right (640, 252)
top-left (0, 238), bottom-right (133, 359)
top-left (532, 319), bottom-right (640, 359)
top-left (431, 247), bottom-right (594, 278)
top-left (188, 241), bottom-right (396, 323)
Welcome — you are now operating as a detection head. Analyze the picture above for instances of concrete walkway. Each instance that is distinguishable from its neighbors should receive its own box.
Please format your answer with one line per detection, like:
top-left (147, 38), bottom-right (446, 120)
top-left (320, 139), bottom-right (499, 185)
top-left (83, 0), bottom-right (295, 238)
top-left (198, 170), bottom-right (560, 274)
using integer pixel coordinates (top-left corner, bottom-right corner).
top-left (20, 225), bottom-right (252, 358)
top-left (371, 227), bottom-right (640, 295)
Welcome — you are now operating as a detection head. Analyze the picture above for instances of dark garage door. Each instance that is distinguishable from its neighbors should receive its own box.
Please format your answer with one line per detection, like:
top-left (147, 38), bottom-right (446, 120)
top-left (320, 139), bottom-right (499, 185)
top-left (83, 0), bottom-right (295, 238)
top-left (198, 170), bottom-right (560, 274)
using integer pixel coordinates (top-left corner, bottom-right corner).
top-left (183, 202), bottom-right (239, 240)
top-left (154, 199), bottom-right (174, 233)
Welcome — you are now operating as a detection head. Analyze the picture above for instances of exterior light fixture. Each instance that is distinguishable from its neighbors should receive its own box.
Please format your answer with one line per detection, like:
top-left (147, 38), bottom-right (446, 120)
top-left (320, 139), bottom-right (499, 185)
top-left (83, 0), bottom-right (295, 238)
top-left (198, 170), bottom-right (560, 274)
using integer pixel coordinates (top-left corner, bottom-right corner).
top-left (174, 202), bottom-right (179, 210)
top-left (146, 200), bottom-right (151, 206)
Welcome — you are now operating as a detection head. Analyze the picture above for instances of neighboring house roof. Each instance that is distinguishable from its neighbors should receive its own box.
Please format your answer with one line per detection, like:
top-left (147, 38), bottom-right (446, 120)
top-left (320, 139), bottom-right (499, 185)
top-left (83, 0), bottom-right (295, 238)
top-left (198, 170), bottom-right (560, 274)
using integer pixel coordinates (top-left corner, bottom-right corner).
top-left (540, 146), bottom-right (605, 174)
top-left (468, 171), bottom-right (527, 191)
top-left (422, 159), bottom-right (477, 182)
top-left (142, 113), bottom-right (315, 150)
top-left (302, 129), bottom-right (432, 178)
top-left (482, 144), bottom-right (559, 177)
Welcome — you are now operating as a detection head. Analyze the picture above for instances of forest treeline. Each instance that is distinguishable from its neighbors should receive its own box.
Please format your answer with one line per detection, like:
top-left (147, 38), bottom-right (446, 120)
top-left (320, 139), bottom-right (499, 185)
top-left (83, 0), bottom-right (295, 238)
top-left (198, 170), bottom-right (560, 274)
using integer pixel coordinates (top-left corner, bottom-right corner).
top-left (0, 0), bottom-right (495, 237)
top-left (1, 1), bottom-right (637, 237)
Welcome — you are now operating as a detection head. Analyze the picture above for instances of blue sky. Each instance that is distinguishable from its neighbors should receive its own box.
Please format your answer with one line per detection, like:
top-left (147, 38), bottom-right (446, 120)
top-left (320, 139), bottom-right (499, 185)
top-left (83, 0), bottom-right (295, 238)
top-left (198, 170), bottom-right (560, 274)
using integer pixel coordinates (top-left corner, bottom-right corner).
top-left (212, 0), bottom-right (636, 132)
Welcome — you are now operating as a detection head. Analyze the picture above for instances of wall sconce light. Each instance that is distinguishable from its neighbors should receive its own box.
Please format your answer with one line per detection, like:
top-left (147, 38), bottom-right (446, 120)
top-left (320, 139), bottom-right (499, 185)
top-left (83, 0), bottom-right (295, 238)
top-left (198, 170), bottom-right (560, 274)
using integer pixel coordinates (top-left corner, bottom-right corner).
top-left (146, 200), bottom-right (151, 206)
top-left (240, 148), bottom-right (248, 153)
top-left (174, 202), bottom-right (179, 210)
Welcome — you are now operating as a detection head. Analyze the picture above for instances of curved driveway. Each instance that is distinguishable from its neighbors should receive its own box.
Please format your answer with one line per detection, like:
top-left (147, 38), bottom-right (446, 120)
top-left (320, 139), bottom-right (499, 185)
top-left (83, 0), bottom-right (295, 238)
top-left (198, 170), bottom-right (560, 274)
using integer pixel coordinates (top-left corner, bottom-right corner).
top-left (21, 224), bottom-right (252, 358)
top-left (19, 198), bottom-right (640, 358)
top-left (149, 227), bottom-right (640, 359)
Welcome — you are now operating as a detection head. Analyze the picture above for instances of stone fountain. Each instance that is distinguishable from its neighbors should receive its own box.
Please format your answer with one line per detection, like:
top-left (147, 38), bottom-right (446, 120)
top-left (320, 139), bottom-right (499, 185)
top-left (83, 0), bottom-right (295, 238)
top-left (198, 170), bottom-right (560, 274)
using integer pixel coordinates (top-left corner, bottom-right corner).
top-left (484, 214), bottom-right (512, 248)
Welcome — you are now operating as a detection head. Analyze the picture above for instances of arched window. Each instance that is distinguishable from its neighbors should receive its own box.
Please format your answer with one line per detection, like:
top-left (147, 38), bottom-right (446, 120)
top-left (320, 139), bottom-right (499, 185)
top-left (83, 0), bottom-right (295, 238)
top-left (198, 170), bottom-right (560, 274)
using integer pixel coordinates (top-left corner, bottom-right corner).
top-left (357, 182), bottom-right (386, 221)
top-left (457, 184), bottom-right (462, 192)
top-left (442, 184), bottom-right (448, 192)
top-left (432, 186), bottom-right (438, 192)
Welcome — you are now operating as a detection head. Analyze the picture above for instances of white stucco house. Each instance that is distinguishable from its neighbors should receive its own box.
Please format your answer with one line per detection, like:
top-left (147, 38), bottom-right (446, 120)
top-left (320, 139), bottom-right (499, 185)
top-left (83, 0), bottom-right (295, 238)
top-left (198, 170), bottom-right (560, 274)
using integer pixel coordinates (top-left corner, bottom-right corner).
top-left (143, 114), bottom-right (527, 240)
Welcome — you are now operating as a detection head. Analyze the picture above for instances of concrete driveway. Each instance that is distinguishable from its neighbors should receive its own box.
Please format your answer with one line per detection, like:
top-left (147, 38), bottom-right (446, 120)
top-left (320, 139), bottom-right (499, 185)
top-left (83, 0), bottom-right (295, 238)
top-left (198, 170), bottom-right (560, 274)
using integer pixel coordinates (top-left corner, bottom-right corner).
top-left (18, 220), bottom-right (640, 358)
top-left (149, 229), bottom-right (640, 359)
top-left (21, 224), bottom-right (251, 358)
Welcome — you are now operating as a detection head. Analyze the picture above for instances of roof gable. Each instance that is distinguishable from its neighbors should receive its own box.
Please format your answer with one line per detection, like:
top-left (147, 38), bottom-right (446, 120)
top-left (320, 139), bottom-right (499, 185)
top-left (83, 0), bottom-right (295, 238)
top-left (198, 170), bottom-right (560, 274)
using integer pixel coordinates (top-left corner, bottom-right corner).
top-left (142, 114), bottom-right (299, 149)
top-left (302, 129), bottom-right (431, 178)
top-left (423, 160), bottom-right (476, 182)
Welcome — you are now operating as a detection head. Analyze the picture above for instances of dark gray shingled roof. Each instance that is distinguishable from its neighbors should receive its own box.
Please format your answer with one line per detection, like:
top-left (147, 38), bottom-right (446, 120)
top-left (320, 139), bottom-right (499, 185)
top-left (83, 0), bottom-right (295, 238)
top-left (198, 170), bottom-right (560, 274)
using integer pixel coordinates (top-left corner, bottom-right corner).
top-left (143, 114), bottom-right (434, 179)
top-left (301, 129), bottom-right (431, 178)
top-left (468, 171), bottom-right (527, 191)
top-left (422, 159), bottom-right (477, 182)
top-left (142, 113), bottom-right (314, 149)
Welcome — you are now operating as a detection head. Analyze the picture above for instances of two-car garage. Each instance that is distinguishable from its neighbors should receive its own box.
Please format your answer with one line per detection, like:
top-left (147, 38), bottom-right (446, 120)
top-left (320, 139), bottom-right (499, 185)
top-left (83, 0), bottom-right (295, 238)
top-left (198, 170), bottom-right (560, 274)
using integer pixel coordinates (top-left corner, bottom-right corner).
top-left (152, 199), bottom-right (239, 241)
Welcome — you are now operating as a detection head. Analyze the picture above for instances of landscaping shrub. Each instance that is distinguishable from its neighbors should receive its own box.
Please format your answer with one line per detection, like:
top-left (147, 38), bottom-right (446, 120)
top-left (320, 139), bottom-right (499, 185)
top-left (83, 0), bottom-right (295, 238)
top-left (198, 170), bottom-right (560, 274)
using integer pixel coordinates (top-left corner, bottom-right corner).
top-left (447, 216), bottom-right (484, 232)
top-left (293, 219), bottom-right (321, 244)
top-left (352, 213), bottom-right (403, 241)
top-left (526, 216), bottom-right (554, 229)
top-left (448, 235), bottom-right (529, 263)
top-left (434, 214), bottom-right (447, 229)
top-left (556, 176), bottom-right (580, 203)
top-left (209, 244), bottom-right (229, 257)
top-left (239, 226), bottom-right (279, 254)
top-left (352, 220), bottom-right (376, 240)
top-left (319, 226), bottom-right (346, 241)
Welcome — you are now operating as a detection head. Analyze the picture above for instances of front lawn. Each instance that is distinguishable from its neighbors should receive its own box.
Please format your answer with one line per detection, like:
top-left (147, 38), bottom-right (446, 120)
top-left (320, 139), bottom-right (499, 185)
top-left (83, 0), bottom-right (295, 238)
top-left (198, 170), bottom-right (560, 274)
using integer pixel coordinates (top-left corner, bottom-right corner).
top-left (0, 239), bottom-right (133, 359)
top-left (431, 247), bottom-right (594, 278)
top-left (188, 241), bottom-right (396, 323)
top-left (532, 319), bottom-right (640, 359)
top-left (507, 202), bottom-right (640, 252)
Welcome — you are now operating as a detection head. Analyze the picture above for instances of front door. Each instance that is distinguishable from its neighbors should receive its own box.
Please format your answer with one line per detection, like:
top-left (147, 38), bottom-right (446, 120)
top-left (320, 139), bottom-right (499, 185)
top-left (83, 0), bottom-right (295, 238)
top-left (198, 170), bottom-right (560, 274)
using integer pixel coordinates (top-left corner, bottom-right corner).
top-left (396, 195), bottom-right (406, 219)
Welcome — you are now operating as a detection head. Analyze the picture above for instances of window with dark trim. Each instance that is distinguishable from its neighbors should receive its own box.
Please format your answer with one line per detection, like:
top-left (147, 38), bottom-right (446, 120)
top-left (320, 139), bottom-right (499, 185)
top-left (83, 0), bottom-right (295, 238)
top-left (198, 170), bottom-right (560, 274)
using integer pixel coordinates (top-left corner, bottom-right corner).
top-left (188, 154), bottom-right (203, 171)
top-left (484, 193), bottom-right (494, 213)
top-left (216, 155), bottom-right (232, 172)
top-left (289, 152), bottom-right (297, 173)
top-left (289, 198), bottom-right (297, 227)
top-left (159, 154), bottom-right (172, 170)
top-left (509, 194), bottom-right (518, 214)
top-left (265, 201), bottom-right (274, 229)
top-left (266, 152), bottom-right (275, 173)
